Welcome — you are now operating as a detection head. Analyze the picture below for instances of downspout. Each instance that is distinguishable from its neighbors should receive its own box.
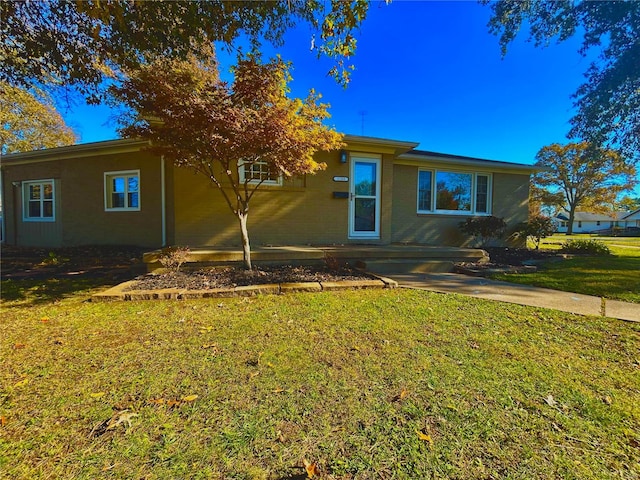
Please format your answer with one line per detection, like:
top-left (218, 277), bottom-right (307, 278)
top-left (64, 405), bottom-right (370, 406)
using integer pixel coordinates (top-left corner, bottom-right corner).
top-left (160, 155), bottom-right (167, 247)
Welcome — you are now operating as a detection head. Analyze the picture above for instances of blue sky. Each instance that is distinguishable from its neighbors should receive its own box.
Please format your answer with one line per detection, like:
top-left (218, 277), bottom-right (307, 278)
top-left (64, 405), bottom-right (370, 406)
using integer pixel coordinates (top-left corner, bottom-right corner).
top-left (63, 1), bottom-right (598, 168)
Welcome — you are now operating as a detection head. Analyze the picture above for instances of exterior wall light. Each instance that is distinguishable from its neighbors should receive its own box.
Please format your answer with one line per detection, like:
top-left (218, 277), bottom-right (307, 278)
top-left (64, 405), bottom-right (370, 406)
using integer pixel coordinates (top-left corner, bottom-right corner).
top-left (340, 150), bottom-right (348, 164)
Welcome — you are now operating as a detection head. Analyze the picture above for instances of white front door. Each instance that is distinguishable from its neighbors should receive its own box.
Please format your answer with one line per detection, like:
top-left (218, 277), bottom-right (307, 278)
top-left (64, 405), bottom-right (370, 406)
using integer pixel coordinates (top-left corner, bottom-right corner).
top-left (349, 155), bottom-right (381, 239)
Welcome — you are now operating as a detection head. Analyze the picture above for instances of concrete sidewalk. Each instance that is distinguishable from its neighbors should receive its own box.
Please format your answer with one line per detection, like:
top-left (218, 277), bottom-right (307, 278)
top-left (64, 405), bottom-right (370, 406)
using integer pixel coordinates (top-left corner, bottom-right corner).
top-left (388, 273), bottom-right (640, 322)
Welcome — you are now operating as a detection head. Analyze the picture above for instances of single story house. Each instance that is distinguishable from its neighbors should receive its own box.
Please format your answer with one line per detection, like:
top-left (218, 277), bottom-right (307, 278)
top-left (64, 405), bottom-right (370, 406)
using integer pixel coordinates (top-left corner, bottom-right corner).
top-left (554, 210), bottom-right (640, 234)
top-left (0, 134), bottom-right (537, 249)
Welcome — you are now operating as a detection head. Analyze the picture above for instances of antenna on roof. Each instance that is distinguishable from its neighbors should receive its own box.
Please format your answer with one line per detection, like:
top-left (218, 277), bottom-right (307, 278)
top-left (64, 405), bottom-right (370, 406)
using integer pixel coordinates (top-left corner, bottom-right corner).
top-left (358, 110), bottom-right (368, 136)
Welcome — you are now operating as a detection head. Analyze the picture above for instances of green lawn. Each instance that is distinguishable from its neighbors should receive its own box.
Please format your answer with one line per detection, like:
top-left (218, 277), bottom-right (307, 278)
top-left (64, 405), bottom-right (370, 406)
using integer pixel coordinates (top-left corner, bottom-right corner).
top-left (2, 286), bottom-right (639, 479)
top-left (495, 234), bottom-right (640, 304)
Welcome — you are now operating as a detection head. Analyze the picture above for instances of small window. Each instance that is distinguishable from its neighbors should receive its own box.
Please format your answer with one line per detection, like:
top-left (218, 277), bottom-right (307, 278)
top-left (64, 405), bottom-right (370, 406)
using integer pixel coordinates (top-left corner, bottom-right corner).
top-left (105, 170), bottom-right (140, 211)
top-left (23, 180), bottom-right (55, 222)
top-left (596, 221), bottom-right (601, 226)
top-left (417, 170), bottom-right (432, 212)
top-left (475, 175), bottom-right (490, 214)
top-left (578, 221), bottom-right (582, 228)
top-left (239, 160), bottom-right (281, 185)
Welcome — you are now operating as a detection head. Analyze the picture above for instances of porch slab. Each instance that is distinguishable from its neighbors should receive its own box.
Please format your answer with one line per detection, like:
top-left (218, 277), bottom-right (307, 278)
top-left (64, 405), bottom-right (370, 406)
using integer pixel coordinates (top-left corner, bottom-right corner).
top-left (143, 244), bottom-right (488, 273)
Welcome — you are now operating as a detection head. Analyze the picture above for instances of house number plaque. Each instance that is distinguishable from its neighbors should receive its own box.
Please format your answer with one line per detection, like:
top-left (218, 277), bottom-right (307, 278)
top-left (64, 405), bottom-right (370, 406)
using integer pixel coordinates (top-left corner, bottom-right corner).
top-left (333, 176), bottom-right (349, 182)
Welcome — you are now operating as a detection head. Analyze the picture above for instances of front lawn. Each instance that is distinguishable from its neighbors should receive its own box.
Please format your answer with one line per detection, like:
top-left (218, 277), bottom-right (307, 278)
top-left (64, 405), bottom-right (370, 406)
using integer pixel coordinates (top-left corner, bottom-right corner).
top-left (2, 289), bottom-right (638, 479)
top-left (494, 235), bottom-right (640, 303)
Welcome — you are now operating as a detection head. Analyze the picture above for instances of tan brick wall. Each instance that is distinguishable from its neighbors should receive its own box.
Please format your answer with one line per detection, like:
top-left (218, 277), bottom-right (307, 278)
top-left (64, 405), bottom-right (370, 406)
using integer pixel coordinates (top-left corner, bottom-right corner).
top-left (172, 150), bottom-right (361, 246)
top-left (391, 164), bottom-right (530, 246)
top-left (2, 151), bottom-right (163, 247)
top-left (492, 172), bottom-right (530, 246)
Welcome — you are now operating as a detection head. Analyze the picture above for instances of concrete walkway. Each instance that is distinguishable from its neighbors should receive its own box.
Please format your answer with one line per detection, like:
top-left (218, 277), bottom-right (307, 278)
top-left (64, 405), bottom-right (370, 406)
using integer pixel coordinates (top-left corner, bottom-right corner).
top-left (388, 273), bottom-right (640, 322)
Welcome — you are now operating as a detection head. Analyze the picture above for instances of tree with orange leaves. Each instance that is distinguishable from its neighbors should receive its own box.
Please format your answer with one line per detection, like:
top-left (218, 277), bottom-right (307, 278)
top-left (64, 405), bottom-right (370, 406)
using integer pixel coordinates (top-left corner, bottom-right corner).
top-left (533, 142), bottom-right (637, 235)
top-left (113, 55), bottom-right (344, 269)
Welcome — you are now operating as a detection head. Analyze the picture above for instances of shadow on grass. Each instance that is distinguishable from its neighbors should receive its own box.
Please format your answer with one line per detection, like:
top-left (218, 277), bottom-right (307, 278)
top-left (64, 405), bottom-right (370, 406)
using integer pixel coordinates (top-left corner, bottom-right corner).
top-left (492, 254), bottom-right (640, 303)
top-left (1, 277), bottom-right (124, 306)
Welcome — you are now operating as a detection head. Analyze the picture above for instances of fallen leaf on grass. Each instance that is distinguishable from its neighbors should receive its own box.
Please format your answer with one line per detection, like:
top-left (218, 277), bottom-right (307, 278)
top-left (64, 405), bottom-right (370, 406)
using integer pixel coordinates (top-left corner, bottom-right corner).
top-left (393, 388), bottom-right (409, 402)
top-left (0, 416), bottom-right (6, 427)
top-left (272, 388), bottom-right (285, 394)
top-left (166, 400), bottom-right (181, 408)
top-left (90, 392), bottom-right (106, 399)
top-left (181, 394), bottom-right (198, 402)
top-left (105, 410), bottom-right (138, 431)
top-left (148, 398), bottom-right (166, 405)
top-left (416, 429), bottom-right (434, 447)
top-left (544, 394), bottom-right (557, 407)
top-left (303, 459), bottom-right (320, 478)
top-left (13, 378), bottom-right (29, 388)
top-left (101, 463), bottom-right (119, 472)
top-left (41, 317), bottom-right (49, 323)
top-left (91, 410), bottom-right (139, 437)
top-left (13, 343), bottom-right (26, 350)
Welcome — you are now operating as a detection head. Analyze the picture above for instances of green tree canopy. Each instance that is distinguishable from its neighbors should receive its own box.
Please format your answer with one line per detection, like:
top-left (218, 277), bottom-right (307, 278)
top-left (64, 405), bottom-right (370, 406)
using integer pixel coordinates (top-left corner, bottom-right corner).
top-left (1, 0), bottom-right (370, 100)
top-left (485, 1), bottom-right (640, 160)
top-left (533, 142), bottom-right (637, 234)
top-left (112, 54), bottom-right (344, 269)
top-left (0, 82), bottom-right (77, 154)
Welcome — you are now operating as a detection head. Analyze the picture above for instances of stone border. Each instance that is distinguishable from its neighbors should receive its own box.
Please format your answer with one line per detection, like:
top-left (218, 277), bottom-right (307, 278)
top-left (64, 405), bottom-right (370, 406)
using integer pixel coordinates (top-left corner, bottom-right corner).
top-left (91, 276), bottom-right (397, 302)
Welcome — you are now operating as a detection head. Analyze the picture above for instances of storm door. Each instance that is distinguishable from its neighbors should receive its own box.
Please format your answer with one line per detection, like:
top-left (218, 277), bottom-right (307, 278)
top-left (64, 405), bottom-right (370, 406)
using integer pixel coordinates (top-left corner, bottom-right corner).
top-left (349, 155), bottom-right (381, 239)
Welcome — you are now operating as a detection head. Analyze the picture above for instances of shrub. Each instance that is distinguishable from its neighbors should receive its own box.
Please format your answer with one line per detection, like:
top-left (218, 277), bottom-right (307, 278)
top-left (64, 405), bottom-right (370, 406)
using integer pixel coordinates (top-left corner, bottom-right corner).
top-left (158, 246), bottom-right (191, 273)
top-left (458, 216), bottom-right (507, 247)
top-left (514, 215), bottom-right (556, 250)
top-left (324, 252), bottom-right (342, 272)
top-left (560, 239), bottom-right (610, 256)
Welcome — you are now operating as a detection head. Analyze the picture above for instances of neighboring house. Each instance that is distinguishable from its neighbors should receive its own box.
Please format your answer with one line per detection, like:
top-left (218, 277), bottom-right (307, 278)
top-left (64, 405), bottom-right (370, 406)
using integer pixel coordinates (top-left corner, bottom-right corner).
top-left (0, 135), bottom-right (538, 249)
top-left (554, 210), bottom-right (640, 234)
top-left (623, 208), bottom-right (640, 229)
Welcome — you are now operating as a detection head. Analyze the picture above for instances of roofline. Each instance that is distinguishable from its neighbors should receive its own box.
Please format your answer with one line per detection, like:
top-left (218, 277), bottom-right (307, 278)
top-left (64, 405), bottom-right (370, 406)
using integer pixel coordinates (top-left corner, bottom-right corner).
top-left (1, 138), bottom-right (149, 165)
top-left (622, 208), bottom-right (640, 219)
top-left (1, 135), bottom-right (419, 164)
top-left (343, 134), bottom-right (419, 154)
top-left (397, 150), bottom-right (544, 173)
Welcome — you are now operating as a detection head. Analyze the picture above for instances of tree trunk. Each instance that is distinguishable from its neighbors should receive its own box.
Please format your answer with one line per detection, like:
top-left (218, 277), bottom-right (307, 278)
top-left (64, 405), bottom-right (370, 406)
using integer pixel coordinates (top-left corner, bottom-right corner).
top-left (238, 212), bottom-right (252, 270)
top-left (567, 208), bottom-right (575, 235)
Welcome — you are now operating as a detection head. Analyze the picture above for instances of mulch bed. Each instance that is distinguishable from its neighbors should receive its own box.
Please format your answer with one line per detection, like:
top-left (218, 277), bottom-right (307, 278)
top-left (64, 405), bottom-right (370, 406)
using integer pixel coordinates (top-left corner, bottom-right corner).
top-left (127, 265), bottom-right (375, 291)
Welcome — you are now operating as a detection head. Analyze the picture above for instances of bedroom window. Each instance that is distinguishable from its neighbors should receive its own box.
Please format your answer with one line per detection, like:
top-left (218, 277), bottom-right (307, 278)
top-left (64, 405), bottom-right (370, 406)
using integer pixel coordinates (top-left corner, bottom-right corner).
top-left (417, 169), bottom-right (492, 215)
top-left (239, 160), bottom-right (282, 185)
top-left (105, 170), bottom-right (140, 211)
top-left (23, 180), bottom-right (55, 221)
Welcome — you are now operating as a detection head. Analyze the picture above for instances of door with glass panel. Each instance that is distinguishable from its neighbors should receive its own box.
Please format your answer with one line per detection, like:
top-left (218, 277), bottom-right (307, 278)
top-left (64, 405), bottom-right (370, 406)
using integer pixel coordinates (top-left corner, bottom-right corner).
top-left (349, 156), bottom-right (381, 239)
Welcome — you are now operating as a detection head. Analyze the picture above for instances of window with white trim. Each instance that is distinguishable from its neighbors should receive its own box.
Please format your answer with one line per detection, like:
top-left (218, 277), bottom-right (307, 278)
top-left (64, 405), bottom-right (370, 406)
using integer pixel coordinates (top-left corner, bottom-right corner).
top-left (417, 169), bottom-right (492, 215)
top-left (105, 170), bottom-right (140, 211)
top-left (239, 160), bottom-right (282, 185)
top-left (23, 179), bottom-right (55, 221)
